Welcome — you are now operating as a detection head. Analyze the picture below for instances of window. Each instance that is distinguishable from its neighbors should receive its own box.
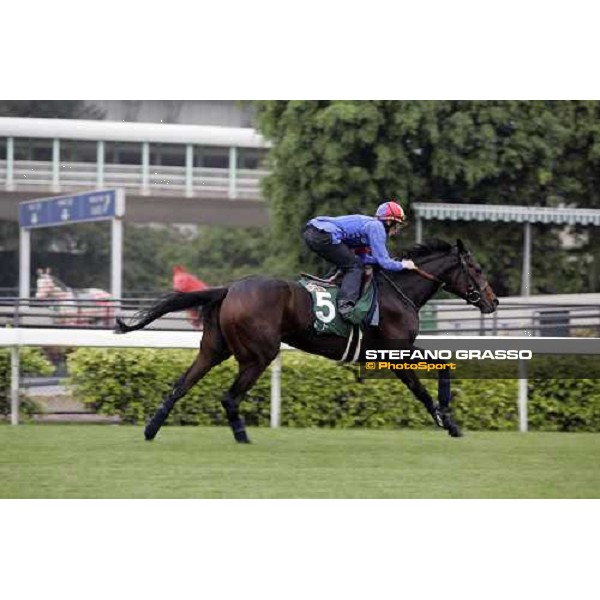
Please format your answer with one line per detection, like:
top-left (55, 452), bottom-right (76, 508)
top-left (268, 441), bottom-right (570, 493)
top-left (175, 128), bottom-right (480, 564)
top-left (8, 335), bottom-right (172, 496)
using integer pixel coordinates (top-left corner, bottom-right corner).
top-left (61, 139), bottom-right (98, 163)
top-left (194, 146), bottom-right (229, 169)
top-left (150, 143), bottom-right (186, 167)
top-left (14, 138), bottom-right (53, 161)
top-left (104, 142), bottom-right (142, 165)
top-left (0, 138), bottom-right (6, 160)
top-left (238, 148), bottom-right (267, 170)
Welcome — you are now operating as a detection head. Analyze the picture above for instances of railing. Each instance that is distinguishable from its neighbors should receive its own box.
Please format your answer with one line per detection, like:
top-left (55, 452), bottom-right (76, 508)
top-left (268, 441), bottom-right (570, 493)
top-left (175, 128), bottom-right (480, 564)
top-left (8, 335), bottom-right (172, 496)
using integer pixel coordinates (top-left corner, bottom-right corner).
top-left (0, 298), bottom-right (194, 331)
top-left (420, 300), bottom-right (600, 337)
top-left (2, 296), bottom-right (600, 337)
top-left (2, 326), bottom-right (599, 432)
top-left (0, 159), bottom-right (268, 200)
top-left (11, 160), bottom-right (53, 187)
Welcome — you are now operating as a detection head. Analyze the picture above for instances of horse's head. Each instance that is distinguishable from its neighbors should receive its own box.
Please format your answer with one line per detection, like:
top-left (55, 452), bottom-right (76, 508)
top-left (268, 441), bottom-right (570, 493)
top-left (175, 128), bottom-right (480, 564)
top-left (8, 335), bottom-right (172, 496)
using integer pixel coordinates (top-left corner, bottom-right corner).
top-left (443, 239), bottom-right (499, 314)
top-left (35, 268), bottom-right (66, 300)
top-left (35, 268), bottom-right (53, 299)
top-left (405, 239), bottom-right (499, 314)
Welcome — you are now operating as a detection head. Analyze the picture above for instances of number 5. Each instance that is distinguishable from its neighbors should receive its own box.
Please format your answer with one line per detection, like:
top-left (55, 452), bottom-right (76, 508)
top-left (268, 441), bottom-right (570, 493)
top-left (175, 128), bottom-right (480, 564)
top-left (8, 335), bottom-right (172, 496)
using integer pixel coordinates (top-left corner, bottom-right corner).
top-left (315, 291), bottom-right (335, 323)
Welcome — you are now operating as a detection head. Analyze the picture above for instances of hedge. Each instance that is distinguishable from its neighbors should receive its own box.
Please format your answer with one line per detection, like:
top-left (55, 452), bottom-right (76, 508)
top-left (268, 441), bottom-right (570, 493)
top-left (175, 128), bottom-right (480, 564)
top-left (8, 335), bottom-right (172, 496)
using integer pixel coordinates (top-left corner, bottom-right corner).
top-left (0, 347), bottom-right (55, 417)
top-left (66, 348), bottom-right (600, 432)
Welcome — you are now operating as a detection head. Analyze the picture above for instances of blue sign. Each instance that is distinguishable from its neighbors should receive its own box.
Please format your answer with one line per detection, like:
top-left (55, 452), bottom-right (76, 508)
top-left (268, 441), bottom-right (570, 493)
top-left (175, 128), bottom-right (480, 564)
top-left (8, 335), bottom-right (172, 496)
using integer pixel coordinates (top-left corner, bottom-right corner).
top-left (19, 189), bottom-right (123, 229)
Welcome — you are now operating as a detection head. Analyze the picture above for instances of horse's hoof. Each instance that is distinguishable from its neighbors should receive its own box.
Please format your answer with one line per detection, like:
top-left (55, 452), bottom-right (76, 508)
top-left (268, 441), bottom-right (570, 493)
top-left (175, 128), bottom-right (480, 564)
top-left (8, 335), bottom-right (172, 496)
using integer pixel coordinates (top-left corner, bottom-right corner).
top-left (447, 425), bottom-right (463, 438)
top-left (233, 430), bottom-right (251, 443)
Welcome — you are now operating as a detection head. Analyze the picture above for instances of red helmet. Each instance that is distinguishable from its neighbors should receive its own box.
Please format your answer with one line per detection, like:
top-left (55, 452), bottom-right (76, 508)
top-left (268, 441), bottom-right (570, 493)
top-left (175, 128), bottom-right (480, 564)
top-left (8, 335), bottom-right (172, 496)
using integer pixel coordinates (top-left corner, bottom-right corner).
top-left (375, 201), bottom-right (407, 224)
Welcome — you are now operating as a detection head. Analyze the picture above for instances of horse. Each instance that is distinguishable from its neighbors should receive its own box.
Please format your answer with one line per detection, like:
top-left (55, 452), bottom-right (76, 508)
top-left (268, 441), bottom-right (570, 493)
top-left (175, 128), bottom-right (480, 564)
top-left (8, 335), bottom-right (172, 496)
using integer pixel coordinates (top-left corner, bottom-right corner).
top-left (115, 238), bottom-right (499, 443)
top-left (35, 268), bottom-right (115, 327)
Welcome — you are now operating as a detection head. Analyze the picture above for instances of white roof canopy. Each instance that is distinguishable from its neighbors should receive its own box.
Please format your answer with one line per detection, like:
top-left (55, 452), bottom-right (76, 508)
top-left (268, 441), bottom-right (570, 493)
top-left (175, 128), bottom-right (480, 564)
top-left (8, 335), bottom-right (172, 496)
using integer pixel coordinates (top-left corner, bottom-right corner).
top-left (0, 117), bottom-right (270, 148)
top-left (412, 202), bottom-right (600, 225)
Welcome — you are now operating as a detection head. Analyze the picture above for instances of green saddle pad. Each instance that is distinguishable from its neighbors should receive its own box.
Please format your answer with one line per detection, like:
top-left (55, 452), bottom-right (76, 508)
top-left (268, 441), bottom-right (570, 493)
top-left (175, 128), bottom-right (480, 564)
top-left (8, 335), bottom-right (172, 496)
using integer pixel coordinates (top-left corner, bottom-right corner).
top-left (298, 276), bottom-right (376, 337)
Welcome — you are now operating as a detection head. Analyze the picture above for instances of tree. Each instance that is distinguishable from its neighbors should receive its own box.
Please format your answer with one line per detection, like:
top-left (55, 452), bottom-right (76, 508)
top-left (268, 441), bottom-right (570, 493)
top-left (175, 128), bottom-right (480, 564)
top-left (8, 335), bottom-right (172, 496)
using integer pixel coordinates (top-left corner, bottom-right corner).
top-left (255, 100), bottom-right (599, 295)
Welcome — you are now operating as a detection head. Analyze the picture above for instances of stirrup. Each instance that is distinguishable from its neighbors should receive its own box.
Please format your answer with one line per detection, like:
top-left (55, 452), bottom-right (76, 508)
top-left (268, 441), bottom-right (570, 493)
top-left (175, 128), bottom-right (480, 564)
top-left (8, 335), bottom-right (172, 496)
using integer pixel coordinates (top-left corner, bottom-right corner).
top-left (338, 301), bottom-right (355, 317)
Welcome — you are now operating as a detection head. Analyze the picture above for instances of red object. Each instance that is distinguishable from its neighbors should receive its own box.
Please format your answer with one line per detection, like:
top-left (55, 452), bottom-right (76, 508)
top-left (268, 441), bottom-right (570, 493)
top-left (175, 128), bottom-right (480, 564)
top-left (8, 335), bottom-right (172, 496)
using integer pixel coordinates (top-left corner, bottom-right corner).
top-left (172, 266), bottom-right (208, 329)
top-left (172, 265), bottom-right (208, 293)
top-left (383, 201), bottom-right (405, 221)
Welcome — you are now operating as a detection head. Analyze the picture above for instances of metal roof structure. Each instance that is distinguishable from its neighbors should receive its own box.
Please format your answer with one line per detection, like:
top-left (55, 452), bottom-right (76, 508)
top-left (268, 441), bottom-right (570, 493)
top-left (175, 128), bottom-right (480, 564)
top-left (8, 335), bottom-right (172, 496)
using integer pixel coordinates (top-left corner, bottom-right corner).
top-left (411, 202), bottom-right (600, 297)
top-left (412, 202), bottom-right (600, 225)
top-left (0, 117), bottom-right (269, 148)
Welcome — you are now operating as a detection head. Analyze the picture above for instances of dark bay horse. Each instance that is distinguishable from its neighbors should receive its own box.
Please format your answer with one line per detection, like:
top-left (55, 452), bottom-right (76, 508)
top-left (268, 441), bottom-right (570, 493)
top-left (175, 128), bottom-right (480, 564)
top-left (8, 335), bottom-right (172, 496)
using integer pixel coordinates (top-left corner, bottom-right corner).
top-left (116, 239), bottom-right (498, 442)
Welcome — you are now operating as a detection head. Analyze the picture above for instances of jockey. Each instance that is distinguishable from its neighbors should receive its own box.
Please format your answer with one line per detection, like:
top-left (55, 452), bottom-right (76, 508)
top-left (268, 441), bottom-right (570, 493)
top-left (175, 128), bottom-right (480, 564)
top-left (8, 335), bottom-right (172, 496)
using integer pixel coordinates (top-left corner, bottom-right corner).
top-left (302, 200), bottom-right (416, 318)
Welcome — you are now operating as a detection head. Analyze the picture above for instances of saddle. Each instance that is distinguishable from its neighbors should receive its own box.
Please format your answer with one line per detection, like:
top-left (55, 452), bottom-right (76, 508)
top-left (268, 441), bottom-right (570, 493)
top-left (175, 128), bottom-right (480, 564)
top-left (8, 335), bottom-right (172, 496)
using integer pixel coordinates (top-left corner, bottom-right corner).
top-left (297, 266), bottom-right (378, 336)
top-left (300, 265), bottom-right (375, 297)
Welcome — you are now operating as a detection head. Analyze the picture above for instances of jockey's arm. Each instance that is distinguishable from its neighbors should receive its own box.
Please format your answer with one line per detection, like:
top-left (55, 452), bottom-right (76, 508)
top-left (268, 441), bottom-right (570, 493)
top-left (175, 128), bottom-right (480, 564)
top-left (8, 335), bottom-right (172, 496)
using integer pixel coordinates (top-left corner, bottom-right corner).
top-left (364, 221), bottom-right (407, 271)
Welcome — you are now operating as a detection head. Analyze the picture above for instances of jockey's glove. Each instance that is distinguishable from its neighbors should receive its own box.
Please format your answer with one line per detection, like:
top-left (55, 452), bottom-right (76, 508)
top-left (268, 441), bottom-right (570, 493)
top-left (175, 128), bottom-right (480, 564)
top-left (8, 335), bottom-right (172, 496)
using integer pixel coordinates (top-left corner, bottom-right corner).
top-left (400, 259), bottom-right (416, 270)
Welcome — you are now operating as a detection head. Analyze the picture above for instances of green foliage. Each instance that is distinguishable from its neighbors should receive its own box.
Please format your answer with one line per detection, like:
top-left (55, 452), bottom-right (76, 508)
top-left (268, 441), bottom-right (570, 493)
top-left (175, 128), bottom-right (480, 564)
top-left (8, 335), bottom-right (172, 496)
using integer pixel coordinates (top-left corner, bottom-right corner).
top-left (5, 101), bottom-right (600, 294)
top-left (528, 379), bottom-right (600, 432)
top-left (159, 224), bottom-right (282, 285)
top-left (255, 100), bottom-right (600, 293)
top-left (0, 222), bottom-right (278, 293)
top-left (0, 346), bottom-right (54, 417)
top-left (67, 348), bottom-right (600, 431)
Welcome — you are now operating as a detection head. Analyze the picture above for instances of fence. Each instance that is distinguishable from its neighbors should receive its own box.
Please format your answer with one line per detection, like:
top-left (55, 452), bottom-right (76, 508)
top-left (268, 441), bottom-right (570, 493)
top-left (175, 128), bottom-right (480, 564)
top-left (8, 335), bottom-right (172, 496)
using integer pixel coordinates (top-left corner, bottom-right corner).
top-left (1, 159), bottom-right (268, 200)
top-left (3, 294), bottom-right (600, 336)
top-left (3, 327), bottom-right (600, 432)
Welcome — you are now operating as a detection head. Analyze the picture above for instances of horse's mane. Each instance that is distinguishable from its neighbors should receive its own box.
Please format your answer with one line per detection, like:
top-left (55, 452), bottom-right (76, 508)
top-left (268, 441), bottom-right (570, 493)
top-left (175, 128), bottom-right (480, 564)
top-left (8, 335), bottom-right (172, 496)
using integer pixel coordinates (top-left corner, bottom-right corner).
top-left (403, 239), bottom-right (453, 259)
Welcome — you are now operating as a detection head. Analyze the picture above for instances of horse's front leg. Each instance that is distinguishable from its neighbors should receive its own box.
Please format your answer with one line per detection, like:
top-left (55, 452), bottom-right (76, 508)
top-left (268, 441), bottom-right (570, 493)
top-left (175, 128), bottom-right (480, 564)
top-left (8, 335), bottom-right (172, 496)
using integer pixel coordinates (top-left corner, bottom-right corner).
top-left (396, 368), bottom-right (462, 437)
top-left (436, 367), bottom-right (462, 437)
top-left (395, 370), bottom-right (443, 428)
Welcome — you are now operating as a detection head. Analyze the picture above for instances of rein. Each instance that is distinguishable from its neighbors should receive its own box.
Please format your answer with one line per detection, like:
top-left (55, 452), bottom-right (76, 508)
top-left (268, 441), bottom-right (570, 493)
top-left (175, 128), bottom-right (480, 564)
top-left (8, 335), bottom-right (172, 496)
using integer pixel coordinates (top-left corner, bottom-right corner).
top-left (414, 267), bottom-right (445, 286)
top-left (378, 270), bottom-right (417, 311)
top-left (382, 249), bottom-right (487, 309)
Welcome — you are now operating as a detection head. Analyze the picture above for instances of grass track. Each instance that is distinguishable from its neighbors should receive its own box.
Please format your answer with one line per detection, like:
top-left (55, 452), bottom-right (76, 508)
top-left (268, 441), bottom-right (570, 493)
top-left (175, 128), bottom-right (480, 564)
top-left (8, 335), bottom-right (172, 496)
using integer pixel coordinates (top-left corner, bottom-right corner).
top-left (1, 424), bottom-right (599, 498)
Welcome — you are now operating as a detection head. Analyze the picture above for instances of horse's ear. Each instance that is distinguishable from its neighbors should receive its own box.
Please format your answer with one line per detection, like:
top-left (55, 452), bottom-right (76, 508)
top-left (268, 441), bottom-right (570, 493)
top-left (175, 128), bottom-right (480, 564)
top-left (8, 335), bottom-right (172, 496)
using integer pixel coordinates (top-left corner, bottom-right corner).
top-left (46, 267), bottom-right (51, 274)
top-left (456, 239), bottom-right (466, 254)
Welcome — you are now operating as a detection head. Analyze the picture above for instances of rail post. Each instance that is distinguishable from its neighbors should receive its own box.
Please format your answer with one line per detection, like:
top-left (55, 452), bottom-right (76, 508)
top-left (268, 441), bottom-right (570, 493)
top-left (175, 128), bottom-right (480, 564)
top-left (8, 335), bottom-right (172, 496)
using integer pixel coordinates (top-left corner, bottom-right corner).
top-left (10, 346), bottom-right (20, 426)
top-left (270, 353), bottom-right (282, 428)
top-left (228, 146), bottom-right (237, 199)
top-left (518, 359), bottom-right (528, 432)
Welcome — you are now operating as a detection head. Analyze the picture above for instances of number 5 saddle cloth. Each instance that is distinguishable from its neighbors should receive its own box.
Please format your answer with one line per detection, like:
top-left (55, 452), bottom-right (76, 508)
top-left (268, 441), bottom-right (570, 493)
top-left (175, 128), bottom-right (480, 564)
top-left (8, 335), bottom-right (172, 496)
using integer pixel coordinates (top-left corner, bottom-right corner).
top-left (297, 272), bottom-right (379, 337)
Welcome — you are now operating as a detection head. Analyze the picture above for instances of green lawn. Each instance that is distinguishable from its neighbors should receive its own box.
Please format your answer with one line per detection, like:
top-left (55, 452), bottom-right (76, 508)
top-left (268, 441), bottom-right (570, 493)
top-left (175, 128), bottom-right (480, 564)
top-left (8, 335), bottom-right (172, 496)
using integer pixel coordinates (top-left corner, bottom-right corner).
top-left (0, 424), bottom-right (599, 498)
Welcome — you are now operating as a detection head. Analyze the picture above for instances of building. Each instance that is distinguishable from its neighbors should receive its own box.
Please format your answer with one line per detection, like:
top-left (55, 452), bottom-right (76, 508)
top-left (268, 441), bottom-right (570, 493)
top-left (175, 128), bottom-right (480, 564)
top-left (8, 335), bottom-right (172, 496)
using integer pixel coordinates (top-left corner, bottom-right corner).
top-left (0, 107), bottom-right (271, 227)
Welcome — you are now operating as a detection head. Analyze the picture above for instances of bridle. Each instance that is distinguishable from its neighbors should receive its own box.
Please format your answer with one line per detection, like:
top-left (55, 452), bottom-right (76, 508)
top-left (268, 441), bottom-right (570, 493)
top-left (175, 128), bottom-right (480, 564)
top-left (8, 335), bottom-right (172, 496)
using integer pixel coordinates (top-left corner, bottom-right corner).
top-left (412, 249), bottom-right (488, 307)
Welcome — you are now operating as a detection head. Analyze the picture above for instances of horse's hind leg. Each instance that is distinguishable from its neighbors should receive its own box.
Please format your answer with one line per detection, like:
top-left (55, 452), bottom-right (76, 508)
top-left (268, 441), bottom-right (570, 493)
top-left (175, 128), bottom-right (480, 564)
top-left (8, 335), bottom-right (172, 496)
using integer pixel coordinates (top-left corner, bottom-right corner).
top-left (221, 336), bottom-right (280, 443)
top-left (221, 356), bottom-right (276, 444)
top-left (144, 325), bottom-right (231, 441)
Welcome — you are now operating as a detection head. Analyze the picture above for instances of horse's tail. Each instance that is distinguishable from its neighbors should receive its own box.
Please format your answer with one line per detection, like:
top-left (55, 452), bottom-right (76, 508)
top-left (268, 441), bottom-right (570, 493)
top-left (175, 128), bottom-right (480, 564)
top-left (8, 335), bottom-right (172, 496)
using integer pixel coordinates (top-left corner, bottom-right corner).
top-left (115, 287), bottom-right (228, 333)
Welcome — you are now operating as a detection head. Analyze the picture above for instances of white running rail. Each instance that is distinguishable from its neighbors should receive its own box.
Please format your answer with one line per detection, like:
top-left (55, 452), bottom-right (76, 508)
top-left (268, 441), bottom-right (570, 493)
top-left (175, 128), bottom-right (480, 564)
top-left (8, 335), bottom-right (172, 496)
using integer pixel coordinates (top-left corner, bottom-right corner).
top-left (2, 328), bottom-right (599, 430)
